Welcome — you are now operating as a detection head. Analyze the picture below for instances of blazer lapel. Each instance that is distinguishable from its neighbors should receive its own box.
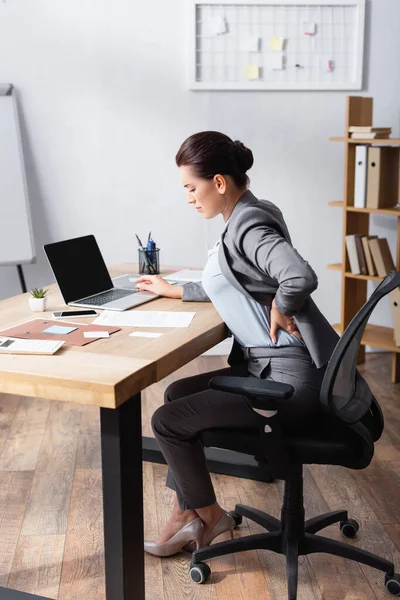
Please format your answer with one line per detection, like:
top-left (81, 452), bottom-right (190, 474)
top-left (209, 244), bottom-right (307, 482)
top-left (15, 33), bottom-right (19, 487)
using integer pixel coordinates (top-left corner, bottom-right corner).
top-left (218, 190), bottom-right (261, 301)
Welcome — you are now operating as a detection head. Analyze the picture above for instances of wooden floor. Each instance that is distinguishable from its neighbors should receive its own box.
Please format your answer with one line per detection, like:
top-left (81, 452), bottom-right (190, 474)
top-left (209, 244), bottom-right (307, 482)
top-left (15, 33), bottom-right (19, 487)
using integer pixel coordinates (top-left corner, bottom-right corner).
top-left (0, 353), bottom-right (399, 599)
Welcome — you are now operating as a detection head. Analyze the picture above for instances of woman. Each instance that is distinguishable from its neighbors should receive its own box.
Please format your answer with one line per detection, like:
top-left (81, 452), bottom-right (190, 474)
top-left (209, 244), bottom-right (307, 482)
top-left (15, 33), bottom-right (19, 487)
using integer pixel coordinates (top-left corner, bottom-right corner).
top-left (135, 131), bottom-right (339, 557)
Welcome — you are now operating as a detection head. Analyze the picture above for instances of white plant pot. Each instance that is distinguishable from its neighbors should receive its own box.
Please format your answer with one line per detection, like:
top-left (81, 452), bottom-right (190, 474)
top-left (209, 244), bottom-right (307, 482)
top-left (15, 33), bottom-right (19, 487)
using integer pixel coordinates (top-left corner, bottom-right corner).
top-left (29, 297), bottom-right (47, 312)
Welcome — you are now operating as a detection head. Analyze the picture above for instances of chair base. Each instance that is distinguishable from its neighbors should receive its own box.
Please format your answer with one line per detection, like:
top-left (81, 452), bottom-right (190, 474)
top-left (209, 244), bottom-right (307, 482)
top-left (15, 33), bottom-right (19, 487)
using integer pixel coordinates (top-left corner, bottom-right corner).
top-left (190, 465), bottom-right (397, 599)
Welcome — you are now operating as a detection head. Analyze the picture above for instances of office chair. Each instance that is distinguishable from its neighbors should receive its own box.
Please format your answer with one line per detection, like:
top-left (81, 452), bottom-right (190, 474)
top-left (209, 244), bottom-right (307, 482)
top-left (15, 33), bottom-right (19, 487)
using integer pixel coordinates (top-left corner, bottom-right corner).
top-left (189, 270), bottom-right (400, 599)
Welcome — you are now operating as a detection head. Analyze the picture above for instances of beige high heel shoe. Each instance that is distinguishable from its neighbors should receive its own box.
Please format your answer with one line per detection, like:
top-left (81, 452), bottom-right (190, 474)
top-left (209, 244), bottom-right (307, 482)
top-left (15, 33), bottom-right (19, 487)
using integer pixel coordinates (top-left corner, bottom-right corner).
top-left (200, 512), bottom-right (235, 547)
top-left (144, 518), bottom-right (204, 557)
top-left (182, 511), bottom-right (237, 552)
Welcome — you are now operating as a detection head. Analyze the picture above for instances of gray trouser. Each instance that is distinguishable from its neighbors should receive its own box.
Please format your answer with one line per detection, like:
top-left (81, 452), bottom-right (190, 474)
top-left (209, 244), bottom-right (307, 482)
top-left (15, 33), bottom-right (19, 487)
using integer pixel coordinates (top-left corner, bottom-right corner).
top-left (151, 354), bottom-right (326, 510)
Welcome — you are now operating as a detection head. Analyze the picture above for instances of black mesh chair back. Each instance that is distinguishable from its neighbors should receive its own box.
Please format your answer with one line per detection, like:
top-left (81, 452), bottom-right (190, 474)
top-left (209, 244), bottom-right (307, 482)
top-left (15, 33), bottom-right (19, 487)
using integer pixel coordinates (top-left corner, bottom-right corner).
top-left (320, 270), bottom-right (400, 425)
top-left (191, 270), bottom-right (400, 598)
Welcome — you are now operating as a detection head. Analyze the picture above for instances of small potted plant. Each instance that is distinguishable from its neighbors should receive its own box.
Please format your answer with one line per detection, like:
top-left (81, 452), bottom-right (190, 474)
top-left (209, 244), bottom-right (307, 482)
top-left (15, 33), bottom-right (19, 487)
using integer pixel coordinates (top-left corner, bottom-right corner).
top-left (29, 287), bottom-right (48, 312)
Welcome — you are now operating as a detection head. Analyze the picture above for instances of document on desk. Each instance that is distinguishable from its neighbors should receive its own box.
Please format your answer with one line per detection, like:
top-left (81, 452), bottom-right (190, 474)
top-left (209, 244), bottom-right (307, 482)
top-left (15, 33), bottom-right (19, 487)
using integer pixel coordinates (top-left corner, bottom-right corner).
top-left (163, 269), bottom-right (203, 282)
top-left (93, 310), bottom-right (196, 328)
top-left (130, 331), bottom-right (163, 338)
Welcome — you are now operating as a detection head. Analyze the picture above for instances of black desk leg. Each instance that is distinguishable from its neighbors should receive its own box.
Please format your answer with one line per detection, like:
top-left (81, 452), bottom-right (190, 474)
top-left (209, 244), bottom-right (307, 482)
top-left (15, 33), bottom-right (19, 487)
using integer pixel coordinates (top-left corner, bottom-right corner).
top-left (100, 394), bottom-right (144, 600)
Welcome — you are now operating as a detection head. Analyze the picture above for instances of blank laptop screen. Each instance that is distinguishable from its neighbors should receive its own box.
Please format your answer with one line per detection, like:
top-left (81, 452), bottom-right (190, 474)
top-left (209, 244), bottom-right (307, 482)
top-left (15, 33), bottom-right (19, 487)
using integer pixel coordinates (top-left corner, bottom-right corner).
top-left (44, 235), bottom-right (113, 304)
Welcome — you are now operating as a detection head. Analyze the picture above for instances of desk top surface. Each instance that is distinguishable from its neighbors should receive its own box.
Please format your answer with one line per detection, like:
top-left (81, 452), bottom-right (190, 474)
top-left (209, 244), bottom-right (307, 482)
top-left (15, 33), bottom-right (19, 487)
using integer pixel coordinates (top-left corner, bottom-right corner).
top-left (0, 264), bottom-right (227, 408)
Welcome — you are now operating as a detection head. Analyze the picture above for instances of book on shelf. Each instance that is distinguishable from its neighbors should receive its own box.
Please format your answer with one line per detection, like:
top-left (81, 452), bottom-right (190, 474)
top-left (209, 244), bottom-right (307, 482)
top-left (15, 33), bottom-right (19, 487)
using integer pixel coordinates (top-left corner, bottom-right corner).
top-left (351, 132), bottom-right (391, 139)
top-left (361, 235), bottom-right (377, 276)
top-left (368, 238), bottom-right (396, 277)
top-left (349, 126), bottom-right (392, 133)
top-left (345, 234), bottom-right (395, 277)
top-left (355, 235), bottom-right (368, 275)
top-left (349, 125), bottom-right (392, 140)
top-left (345, 234), bottom-right (361, 274)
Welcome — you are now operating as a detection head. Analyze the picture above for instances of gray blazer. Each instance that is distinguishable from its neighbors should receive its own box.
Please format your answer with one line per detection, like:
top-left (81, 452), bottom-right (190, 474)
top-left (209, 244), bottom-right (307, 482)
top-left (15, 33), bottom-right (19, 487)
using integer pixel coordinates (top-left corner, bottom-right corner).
top-left (182, 190), bottom-right (340, 370)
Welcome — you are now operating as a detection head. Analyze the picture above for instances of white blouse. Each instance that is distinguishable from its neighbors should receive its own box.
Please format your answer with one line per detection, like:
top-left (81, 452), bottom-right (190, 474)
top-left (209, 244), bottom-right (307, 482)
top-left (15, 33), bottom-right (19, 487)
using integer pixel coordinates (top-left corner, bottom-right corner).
top-left (201, 237), bottom-right (305, 350)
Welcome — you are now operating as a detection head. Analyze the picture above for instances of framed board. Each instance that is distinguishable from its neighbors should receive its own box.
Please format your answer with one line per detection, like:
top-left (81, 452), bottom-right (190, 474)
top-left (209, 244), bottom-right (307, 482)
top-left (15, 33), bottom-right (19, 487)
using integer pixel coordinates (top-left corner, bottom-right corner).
top-left (0, 85), bottom-right (35, 267)
top-left (189, 0), bottom-right (365, 90)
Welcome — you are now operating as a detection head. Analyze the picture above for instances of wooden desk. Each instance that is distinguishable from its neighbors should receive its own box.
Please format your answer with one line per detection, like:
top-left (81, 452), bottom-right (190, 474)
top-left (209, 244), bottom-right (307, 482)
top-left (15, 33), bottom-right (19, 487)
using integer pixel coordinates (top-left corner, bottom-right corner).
top-left (0, 265), bottom-right (226, 600)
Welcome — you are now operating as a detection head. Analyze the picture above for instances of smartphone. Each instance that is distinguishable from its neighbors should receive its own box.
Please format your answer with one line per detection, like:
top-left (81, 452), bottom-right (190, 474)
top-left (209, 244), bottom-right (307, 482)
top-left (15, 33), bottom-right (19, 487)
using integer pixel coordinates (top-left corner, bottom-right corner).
top-left (53, 310), bottom-right (98, 318)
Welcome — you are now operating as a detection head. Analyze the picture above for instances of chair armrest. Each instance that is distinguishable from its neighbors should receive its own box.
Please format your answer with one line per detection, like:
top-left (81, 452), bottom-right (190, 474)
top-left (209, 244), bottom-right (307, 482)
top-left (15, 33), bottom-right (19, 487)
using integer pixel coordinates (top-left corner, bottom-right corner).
top-left (209, 376), bottom-right (294, 411)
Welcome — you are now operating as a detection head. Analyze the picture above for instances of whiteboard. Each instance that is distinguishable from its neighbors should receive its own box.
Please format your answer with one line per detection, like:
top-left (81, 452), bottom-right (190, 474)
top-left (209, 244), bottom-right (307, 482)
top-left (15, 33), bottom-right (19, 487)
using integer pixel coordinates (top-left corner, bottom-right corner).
top-left (189, 0), bottom-right (365, 90)
top-left (0, 85), bottom-right (35, 266)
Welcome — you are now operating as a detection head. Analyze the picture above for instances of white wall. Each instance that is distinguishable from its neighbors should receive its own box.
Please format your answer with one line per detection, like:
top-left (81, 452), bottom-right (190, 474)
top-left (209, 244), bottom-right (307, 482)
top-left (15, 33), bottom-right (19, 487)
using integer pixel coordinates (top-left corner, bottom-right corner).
top-left (0, 0), bottom-right (398, 333)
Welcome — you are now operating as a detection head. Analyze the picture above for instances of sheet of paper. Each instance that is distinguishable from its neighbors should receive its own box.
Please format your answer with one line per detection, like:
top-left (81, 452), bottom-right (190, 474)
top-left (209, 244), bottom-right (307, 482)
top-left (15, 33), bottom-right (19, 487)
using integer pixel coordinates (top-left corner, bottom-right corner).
top-left (266, 53), bottom-right (284, 70)
top-left (269, 35), bottom-right (285, 51)
top-left (83, 331), bottom-right (110, 338)
top-left (162, 269), bottom-right (203, 283)
top-left (241, 36), bottom-right (260, 52)
top-left (245, 64), bottom-right (260, 80)
top-left (130, 331), bottom-right (164, 338)
top-left (206, 15), bottom-right (227, 36)
top-left (303, 22), bottom-right (316, 35)
top-left (43, 325), bottom-right (78, 335)
top-left (93, 311), bottom-right (196, 328)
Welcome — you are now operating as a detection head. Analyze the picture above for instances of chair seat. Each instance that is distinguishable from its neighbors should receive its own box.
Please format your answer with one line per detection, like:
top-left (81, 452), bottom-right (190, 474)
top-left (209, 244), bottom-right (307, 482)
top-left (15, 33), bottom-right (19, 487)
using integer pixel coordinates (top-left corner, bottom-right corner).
top-left (200, 422), bottom-right (362, 468)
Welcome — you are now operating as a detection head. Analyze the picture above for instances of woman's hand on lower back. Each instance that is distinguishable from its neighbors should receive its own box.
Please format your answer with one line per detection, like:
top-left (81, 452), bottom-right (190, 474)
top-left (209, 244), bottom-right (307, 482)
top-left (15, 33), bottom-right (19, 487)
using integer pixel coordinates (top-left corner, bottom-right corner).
top-left (135, 275), bottom-right (183, 299)
top-left (270, 299), bottom-right (302, 344)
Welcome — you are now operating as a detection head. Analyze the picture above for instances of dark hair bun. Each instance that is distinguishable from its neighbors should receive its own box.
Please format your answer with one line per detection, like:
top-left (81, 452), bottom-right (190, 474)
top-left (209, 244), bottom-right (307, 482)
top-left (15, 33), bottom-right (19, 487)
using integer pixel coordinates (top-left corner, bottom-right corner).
top-left (233, 140), bottom-right (254, 172)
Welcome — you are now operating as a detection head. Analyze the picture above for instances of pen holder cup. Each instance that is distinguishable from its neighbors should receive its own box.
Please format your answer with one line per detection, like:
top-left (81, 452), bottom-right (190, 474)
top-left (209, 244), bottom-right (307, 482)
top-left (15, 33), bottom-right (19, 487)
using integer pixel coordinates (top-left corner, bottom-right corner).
top-left (138, 247), bottom-right (160, 275)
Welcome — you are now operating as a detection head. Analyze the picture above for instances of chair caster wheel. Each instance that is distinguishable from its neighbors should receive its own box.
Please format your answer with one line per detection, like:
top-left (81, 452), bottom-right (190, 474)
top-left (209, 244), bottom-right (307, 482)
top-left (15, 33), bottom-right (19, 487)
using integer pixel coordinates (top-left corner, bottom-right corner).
top-left (339, 518), bottom-right (359, 539)
top-left (190, 562), bottom-right (211, 584)
top-left (385, 573), bottom-right (400, 596)
top-left (229, 510), bottom-right (242, 527)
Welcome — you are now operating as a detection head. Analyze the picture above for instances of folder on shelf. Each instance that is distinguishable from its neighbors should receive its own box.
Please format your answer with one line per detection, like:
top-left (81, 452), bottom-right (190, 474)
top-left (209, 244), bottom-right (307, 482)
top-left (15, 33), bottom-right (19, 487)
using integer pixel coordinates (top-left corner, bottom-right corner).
top-left (368, 238), bottom-right (395, 277)
top-left (361, 235), bottom-right (377, 276)
top-left (354, 145), bottom-right (368, 208)
top-left (366, 147), bottom-right (399, 209)
top-left (345, 234), bottom-right (361, 275)
top-left (391, 287), bottom-right (400, 347)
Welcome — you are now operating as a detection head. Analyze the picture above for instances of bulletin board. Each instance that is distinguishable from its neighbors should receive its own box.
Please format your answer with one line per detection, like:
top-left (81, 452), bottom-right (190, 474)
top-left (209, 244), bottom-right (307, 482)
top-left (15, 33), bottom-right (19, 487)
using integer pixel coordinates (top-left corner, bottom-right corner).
top-left (189, 0), bottom-right (365, 90)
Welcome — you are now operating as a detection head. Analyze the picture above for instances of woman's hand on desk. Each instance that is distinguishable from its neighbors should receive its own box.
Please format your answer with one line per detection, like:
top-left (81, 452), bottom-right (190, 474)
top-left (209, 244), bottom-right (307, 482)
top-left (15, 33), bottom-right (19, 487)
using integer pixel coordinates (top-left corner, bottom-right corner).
top-left (270, 299), bottom-right (302, 344)
top-left (135, 275), bottom-right (184, 299)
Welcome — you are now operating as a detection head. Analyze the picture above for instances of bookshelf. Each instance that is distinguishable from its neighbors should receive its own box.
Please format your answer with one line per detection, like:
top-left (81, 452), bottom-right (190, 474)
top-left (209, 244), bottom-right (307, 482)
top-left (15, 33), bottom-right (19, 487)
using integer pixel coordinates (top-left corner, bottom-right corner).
top-left (329, 96), bottom-right (400, 384)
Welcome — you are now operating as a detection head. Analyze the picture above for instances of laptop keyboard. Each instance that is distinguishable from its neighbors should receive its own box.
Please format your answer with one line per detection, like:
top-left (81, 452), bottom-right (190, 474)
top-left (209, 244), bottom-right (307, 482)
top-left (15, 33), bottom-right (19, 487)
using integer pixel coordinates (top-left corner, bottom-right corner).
top-left (82, 288), bottom-right (136, 306)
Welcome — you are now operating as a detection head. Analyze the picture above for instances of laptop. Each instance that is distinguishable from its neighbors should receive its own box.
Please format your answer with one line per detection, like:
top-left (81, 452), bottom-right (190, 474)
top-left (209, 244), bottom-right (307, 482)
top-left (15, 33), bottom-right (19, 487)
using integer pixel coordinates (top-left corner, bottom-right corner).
top-left (44, 235), bottom-right (158, 311)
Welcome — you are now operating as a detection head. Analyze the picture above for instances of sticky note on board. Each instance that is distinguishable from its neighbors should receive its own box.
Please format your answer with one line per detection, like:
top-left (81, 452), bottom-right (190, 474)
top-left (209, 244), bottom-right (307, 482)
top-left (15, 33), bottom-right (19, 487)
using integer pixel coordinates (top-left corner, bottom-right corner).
top-left (266, 53), bottom-right (284, 71)
top-left (43, 325), bottom-right (78, 335)
top-left (207, 15), bottom-right (227, 36)
top-left (269, 35), bottom-right (285, 51)
top-left (303, 22), bottom-right (316, 35)
top-left (245, 64), bottom-right (260, 80)
top-left (241, 36), bottom-right (260, 52)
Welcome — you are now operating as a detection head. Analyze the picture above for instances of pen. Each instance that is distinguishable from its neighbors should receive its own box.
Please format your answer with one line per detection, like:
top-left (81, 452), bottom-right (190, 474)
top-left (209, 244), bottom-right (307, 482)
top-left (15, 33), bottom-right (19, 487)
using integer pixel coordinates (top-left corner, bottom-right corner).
top-left (135, 233), bottom-right (154, 274)
top-left (146, 233), bottom-right (157, 273)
